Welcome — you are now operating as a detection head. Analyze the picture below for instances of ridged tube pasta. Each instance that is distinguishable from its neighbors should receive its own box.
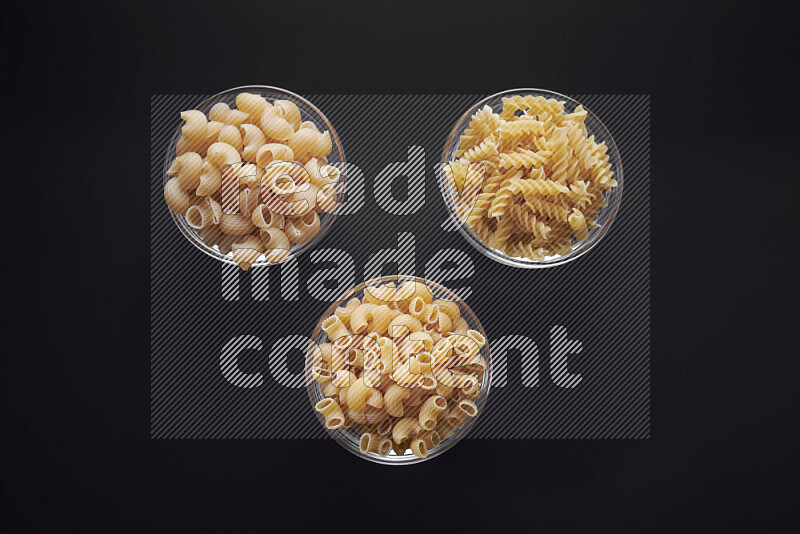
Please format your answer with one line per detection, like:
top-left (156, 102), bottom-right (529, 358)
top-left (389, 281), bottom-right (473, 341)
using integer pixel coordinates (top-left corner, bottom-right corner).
top-left (384, 384), bottom-right (411, 417)
top-left (418, 395), bottom-right (447, 431)
top-left (334, 297), bottom-right (361, 325)
top-left (360, 432), bottom-right (391, 456)
top-left (309, 280), bottom-right (486, 458)
top-left (284, 211), bottom-right (320, 244)
top-left (164, 178), bottom-right (196, 214)
top-left (260, 106), bottom-right (294, 141)
top-left (167, 152), bottom-right (203, 190)
top-left (350, 304), bottom-right (393, 335)
top-left (251, 205), bottom-right (284, 230)
top-left (392, 417), bottom-right (421, 444)
top-left (409, 437), bottom-right (428, 459)
top-left (208, 103), bottom-right (231, 123)
top-left (315, 398), bottom-right (345, 430)
top-left (322, 315), bottom-right (350, 344)
top-left (446, 399), bottom-right (478, 428)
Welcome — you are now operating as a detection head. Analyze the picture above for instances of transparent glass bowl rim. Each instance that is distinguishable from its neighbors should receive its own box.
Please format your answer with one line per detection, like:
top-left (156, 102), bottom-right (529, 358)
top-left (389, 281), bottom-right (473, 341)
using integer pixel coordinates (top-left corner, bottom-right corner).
top-left (306, 275), bottom-right (492, 464)
top-left (161, 85), bottom-right (346, 267)
top-left (439, 87), bottom-right (624, 269)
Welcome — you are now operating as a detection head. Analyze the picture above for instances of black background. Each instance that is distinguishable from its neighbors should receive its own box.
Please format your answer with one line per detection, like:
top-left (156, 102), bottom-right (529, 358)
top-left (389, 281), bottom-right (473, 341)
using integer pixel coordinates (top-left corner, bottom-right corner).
top-left (2, 1), bottom-right (796, 532)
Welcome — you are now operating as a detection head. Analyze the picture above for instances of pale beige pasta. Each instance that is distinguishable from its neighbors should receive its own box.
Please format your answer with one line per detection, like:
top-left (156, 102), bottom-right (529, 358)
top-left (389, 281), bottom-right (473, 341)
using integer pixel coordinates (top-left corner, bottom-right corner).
top-left (384, 383), bottom-right (411, 417)
top-left (235, 92), bottom-right (268, 121)
top-left (251, 205), bottom-right (284, 229)
top-left (240, 124), bottom-right (266, 163)
top-left (322, 315), bottom-right (350, 344)
top-left (260, 106), bottom-right (294, 141)
top-left (273, 99), bottom-right (302, 130)
top-left (217, 125), bottom-right (243, 152)
top-left (167, 152), bottom-right (203, 190)
top-left (164, 178), bottom-right (196, 214)
top-left (195, 161), bottom-right (222, 196)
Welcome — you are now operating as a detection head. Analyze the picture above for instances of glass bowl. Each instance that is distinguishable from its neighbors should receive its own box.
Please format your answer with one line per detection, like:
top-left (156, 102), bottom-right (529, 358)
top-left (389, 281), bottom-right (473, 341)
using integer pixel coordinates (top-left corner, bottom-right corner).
top-left (306, 276), bottom-right (491, 464)
top-left (162, 85), bottom-right (346, 267)
top-left (440, 88), bottom-right (623, 268)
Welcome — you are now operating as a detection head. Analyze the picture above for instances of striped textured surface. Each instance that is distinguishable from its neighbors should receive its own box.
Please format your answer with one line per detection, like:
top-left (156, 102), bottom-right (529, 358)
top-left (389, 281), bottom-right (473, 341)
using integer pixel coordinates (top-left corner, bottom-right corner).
top-left (151, 94), bottom-right (650, 439)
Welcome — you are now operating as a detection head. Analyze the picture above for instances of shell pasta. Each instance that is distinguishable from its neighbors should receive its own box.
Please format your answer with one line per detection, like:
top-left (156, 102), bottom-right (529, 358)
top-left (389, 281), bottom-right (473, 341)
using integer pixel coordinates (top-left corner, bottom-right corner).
top-left (444, 94), bottom-right (618, 262)
top-left (309, 280), bottom-right (487, 459)
top-left (165, 91), bottom-right (342, 270)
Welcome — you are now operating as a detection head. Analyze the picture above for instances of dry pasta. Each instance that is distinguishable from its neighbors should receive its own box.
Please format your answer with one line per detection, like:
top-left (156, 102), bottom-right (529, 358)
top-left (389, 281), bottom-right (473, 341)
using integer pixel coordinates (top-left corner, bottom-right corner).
top-left (444, 96), bottom-right (617, 261)
top-left (309, 280), bottom-right (486, 459)
top-left (165, 91), bottom-right (341, 270)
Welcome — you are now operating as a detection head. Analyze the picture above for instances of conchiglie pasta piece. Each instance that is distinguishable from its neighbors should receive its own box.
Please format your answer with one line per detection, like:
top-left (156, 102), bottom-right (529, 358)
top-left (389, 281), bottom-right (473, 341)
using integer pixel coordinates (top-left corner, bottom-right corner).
top-left (164, 178), bottom-right (196, 214)
top-left (260, 106), bottom-right (294, 141)
top-left (273, 99), bottom-right (302, 130)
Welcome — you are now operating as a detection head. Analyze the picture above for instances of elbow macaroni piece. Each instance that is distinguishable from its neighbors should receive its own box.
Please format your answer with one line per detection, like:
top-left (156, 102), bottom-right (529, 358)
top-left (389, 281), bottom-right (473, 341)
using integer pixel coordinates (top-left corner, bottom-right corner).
top-left (165, 93), bottom-right (337, 269)
top-left (310, 281), bottom-right (486, 458)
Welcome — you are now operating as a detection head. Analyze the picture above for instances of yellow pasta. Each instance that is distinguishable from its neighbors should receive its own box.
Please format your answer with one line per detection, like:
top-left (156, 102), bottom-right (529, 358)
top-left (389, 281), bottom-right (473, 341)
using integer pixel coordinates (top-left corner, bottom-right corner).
top-left (446, 94), bottom-right (618, 261)
top-left (310, 280), bottom-right (486, 459)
